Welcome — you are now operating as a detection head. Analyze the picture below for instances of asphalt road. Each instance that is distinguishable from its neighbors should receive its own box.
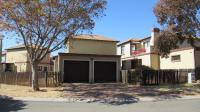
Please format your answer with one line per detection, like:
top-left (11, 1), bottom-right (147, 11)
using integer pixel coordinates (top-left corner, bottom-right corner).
top-left (0, 98), bottom-right (200, 112)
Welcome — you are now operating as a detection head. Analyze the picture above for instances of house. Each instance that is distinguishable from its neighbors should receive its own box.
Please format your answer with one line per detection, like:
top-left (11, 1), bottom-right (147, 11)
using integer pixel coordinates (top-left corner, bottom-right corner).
top-left (53, 34), bottom-right (121, 83)
top-left (117, 28), bottom-right (160, 70)
top-left (1, 51), bottom-right (14, 72)
top-left (5, 45), bottom-right (52, 72)
top-left (117, 28), bottom-right (200, 70)
top-left (160, 40), bottom-right (200, 69)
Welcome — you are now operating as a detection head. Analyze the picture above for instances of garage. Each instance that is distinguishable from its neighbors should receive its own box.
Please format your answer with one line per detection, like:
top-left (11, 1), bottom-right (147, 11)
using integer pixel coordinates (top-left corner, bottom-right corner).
top-left (64, 60), bottom-right (89, 83)
top-left (94, 61), bottom-right (116, 83)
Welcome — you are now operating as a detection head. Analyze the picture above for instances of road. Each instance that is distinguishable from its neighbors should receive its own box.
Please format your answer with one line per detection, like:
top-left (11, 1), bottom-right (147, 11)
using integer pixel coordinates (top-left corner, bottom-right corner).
top-left (0, 98), bottom-right (200, 112)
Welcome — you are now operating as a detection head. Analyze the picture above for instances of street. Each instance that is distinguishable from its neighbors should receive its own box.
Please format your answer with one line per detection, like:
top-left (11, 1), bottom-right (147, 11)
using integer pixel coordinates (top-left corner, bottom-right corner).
top-left (0, 98), bottom-right (200, 112)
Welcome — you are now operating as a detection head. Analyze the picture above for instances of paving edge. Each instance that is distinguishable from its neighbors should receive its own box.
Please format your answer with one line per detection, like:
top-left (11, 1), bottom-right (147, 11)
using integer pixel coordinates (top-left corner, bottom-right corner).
top-left (8, 95), bottom-right (200, 103)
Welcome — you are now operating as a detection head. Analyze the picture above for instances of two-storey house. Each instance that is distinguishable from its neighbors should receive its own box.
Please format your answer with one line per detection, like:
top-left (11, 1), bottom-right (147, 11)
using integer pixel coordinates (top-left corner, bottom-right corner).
top-left (118, 28), bottom-right (200, 70)
top-left (117, 28), bottom-right (160, 70)
top-left (53, 34), bottom-right (121, 83)
top-left (5, 45), bottom-right (52, 72)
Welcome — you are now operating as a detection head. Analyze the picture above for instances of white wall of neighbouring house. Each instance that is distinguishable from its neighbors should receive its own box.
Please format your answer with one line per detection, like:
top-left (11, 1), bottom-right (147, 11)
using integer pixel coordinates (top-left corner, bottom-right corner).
top-left (120, 43), bottom-right (131, 58)
top-left (117, 46), bottom-right (121, 55)
top-left (136, 54), bottom-right (151, 67)
top-left (160, 48), bottom-right (195, 69)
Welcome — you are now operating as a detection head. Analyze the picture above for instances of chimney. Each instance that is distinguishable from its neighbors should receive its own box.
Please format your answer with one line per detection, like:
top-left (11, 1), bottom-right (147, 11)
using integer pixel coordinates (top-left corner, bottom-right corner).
top-left (150, 28), bottom-right (160, 46)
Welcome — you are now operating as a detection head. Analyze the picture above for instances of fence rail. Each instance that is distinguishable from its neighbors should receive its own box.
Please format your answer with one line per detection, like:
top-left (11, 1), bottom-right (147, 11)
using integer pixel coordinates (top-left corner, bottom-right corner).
top-left (122, 69), bottom-right (198, 85)
top-left (0, 72), bottom-right (61, 87)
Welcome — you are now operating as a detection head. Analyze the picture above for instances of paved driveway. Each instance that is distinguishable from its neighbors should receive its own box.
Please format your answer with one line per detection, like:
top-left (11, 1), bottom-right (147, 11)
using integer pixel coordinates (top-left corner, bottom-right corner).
top-left (0, 98), bottom-right (200, 112)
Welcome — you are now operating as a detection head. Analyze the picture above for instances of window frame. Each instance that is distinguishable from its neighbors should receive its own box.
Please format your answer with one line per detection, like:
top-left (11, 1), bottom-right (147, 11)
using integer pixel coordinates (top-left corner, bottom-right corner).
top-left (171, 55), bottom-right (181, 62)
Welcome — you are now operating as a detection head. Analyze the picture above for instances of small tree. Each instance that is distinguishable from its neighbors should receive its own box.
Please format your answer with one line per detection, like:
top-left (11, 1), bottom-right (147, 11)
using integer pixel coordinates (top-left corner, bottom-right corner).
top-left (154, 0), bottom-right (200, 57)
top-left (0, 0), bottom-right (107, 91)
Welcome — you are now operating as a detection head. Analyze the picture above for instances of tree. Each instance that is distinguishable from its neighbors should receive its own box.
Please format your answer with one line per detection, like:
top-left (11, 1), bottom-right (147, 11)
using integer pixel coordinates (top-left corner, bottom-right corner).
top-left (154, 0), bottom-right (200, 57)
top-left (0, 0), bottom-right (107, 91)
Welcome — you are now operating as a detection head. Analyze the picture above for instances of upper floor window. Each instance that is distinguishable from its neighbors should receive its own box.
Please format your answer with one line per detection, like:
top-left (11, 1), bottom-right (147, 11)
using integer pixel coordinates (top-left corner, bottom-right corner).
top-left (121, 45), bottom-right (125, 55)
top-left (171, 55), bottom-right (181, 62)
top-left (144, 41), bottom-right (150, 49)
top-left (131, 45), bottom-right (136, 51)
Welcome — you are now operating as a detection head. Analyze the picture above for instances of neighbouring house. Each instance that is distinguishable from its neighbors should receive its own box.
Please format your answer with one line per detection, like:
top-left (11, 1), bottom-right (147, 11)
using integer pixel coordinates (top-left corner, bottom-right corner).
top-left (53, 34), bottom-right (121, 83)
top-left (117, 28), bottom-right (200, 70)
top-left (160, 40), bottom-right (200, 69)
top-left (117, 28), bottom-right (160, 70)
top-left (1, 51), bottom-right (6, 63)
top-left (5, 45), bottom-right (52, 72)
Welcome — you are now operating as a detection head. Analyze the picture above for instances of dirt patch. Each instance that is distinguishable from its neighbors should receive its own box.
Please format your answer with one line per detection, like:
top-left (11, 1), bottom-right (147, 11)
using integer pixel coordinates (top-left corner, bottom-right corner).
top-left (1, 83), bottom-right (200, 100)
top-left (0, 84), bottom-right (62, 98)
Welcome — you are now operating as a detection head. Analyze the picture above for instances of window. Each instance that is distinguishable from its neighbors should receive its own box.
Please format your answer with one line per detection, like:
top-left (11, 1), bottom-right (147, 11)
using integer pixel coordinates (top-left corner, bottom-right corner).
top-left (171, 55), bottom-right (181, 62)
top-left (38, 66), bottom-right (43, 71)
top-left (121, 45), bottom-right (125, 55)
top-left (131, 45), bottom-right (136, 51)
top-left (144, 41), bottom-right (150, 49)
top-left (43, 66), bottom-right (48, 72)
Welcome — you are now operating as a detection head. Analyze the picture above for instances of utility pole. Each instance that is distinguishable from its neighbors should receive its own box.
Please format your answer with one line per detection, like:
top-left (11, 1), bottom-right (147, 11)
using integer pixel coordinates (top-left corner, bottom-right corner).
top-left (0, 35), bottom-right (4, 72)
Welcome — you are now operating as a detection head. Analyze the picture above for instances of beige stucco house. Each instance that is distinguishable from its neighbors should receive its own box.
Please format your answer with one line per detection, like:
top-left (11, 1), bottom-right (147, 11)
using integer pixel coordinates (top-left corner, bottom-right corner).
top-left (5, 45), bottom-right (52, 72)
top-left (160, 41), bottom-right (200, 69)
top-left (54, 35), bottom-right (121, 83)
top-left (117, 28), bottom-right (160, 70)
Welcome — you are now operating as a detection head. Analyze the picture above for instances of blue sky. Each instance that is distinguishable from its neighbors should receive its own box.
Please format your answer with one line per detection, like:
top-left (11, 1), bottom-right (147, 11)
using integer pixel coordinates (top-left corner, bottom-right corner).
top-left (2, 0), bottom-right (160, 54)
top-left (92, 0), bottom-right (160, 41)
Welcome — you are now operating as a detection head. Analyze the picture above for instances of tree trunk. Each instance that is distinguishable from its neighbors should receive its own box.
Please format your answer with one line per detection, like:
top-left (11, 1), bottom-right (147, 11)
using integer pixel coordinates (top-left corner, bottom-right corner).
top-left (31, 63), bottom-right (39, 91)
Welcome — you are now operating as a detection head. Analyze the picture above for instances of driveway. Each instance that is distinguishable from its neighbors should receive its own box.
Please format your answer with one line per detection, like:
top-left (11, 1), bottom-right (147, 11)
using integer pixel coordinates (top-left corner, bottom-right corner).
top-left (58, 83), bottom-right (200, 105)
top-left (0, 98), bottom-right (200, 112)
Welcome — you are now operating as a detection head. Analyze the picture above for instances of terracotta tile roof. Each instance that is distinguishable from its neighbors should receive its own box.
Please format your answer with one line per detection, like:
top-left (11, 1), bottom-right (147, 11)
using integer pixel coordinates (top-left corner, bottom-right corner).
top-left (5, 44), bottom-right (25, 50)
top-left (73, 34), bottom-right (119, 42)
top-left (117, 38), bottom-right (141, 46)
top-left (5, 44), bottom-right (45, 50)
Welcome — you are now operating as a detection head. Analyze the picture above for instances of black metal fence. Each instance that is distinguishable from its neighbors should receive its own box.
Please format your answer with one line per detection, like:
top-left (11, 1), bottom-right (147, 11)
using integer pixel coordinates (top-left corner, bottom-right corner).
top-left (0, 72), bottom-right (61, 87)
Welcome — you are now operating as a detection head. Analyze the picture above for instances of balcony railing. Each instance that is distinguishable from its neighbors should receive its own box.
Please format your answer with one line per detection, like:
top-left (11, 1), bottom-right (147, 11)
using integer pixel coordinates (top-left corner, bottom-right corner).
top-left (132, 48), bottom-right (146, 55)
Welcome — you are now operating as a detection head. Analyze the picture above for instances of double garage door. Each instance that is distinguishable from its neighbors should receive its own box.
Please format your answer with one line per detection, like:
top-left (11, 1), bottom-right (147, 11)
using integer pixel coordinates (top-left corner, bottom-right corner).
top-left (64, 60), bottom-right (116, 83)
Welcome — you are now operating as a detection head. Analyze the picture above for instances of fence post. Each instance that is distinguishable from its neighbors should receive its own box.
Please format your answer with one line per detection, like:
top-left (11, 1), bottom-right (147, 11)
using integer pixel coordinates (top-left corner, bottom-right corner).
top-left (16, 72), bottom-right (18, 85)
top-left (45, 72), bottom-right (48, 87)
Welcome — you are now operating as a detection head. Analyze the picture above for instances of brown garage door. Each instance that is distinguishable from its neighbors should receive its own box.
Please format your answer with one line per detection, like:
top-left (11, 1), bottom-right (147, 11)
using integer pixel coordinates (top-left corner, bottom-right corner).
top-left (94, 61), bottom-right (116, 83)
top-left (64, 60), bottom-right (89, 83)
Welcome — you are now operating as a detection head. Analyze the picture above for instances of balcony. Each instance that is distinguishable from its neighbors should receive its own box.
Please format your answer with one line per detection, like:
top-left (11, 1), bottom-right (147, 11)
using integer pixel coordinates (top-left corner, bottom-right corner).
top-left (132, 48), bottom-right (146, 56)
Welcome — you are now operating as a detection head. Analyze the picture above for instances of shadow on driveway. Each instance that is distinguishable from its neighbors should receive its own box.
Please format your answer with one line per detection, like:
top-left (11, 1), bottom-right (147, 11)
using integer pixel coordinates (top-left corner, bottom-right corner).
top-left (0, 95), bottom-right (26, 112)
top-left (56, 83), bottom-right (185, 105)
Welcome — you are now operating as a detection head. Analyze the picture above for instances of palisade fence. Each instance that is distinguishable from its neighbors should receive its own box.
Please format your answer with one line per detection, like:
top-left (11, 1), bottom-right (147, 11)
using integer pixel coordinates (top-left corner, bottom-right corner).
top-left (0, 72), bottom-right (61, 87)
top-left (122, 69), bottom-right (199, 85)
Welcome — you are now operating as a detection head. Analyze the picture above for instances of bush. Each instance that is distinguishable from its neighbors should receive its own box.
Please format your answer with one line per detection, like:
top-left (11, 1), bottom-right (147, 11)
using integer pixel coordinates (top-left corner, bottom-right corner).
top-left (128, 65), bottom-right (154, 83)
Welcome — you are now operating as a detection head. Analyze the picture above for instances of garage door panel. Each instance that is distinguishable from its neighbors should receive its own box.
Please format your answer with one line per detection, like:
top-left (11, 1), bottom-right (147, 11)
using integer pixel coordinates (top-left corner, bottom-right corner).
top-left (94, 61), bottom-right (116, 82)
top-left (64, 61), bottom-right (89, 83)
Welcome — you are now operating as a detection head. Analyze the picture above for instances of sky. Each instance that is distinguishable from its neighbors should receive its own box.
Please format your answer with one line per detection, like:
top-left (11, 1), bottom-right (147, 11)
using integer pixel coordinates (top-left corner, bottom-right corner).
top-left (2, 0), bottom-right (160, 55)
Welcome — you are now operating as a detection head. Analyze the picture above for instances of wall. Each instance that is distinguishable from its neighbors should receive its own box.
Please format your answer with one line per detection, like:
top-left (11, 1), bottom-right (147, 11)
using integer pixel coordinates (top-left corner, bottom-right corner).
top-left (195, 50), bottom-right (200, 68)
top-left (6, 48), bottom-right (51, 72)
top-left (118, 42), bottom-right (131, 58)
top-left (151, 54), bottom-right (160, 70)
top-left (136, 54), bottom-right (151, 67)
top-left (160, 48), bottom-right (195, 69)
top-left (67, 39), bottom-right (117, 55)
